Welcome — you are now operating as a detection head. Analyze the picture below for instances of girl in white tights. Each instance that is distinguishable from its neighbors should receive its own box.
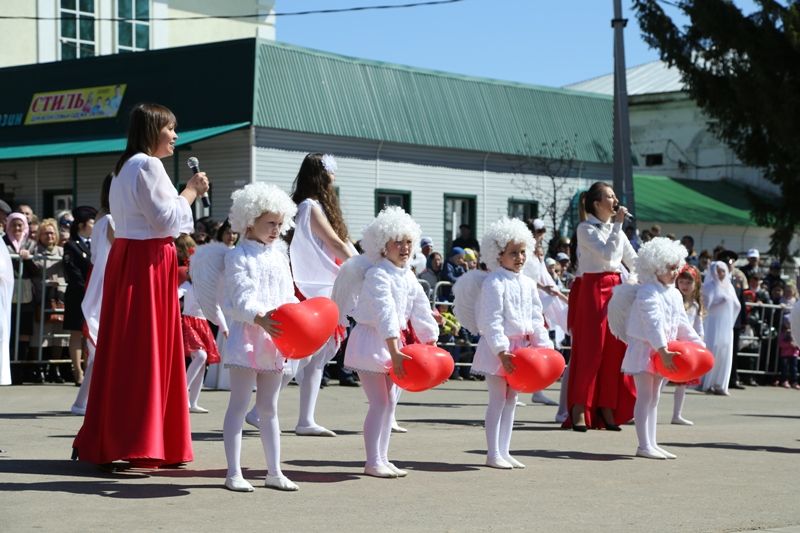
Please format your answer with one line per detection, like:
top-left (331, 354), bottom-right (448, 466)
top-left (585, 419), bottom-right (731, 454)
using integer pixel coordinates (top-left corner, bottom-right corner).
top-left (220, 183), bottom-right (300, 492)
top-left (619, 238), bottom-right (704, 460)
top-left (343, 207), bottom-right (438, 478)
top-left (464, 217), bottom-right (552, 469)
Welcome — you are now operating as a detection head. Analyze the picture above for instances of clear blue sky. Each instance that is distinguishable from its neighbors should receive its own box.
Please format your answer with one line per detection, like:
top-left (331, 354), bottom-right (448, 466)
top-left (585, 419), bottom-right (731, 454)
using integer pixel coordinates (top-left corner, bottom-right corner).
top-left (276, 0), bottom-right (761, 88)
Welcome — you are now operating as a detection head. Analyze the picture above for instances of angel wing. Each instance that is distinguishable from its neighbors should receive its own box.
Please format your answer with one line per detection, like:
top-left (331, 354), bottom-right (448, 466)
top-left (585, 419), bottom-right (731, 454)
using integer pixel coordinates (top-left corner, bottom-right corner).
top-left (330, 254), bottom-right (375, 327)
top-left (607, 283), bottom-right (640, 344)
top-left (452, 269), bottom-right (489, 335)
top-left (189, 242), bottom-right (230, 329)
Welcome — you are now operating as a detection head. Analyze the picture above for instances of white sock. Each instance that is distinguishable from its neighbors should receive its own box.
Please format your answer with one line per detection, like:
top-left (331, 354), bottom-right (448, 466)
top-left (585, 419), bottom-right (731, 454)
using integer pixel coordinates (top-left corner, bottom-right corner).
top-left (359, 372), bottom-right (393, 468)
top-left (255, 371), bottom-right (286, 477)
top-left (673, 385), bottom-right (687, 420)
top-left (390, 382), bottom-right (402, 429)
top-left (223, 368), bottom-right (256, 479)
top-left (296, 359), bottom-right (324, 429)
top-left (633, 373), bottom-right (664, 451)
top-left (485, 375), bottom-right (512, 461)
top-left (72, 343), bottom-right (95, 409)
top-left (500, 387), bottom-right (518, 459)
top-left (648, 375), bottom-right (664, 449)
top-left (187, 350), bottom-right (208, 408)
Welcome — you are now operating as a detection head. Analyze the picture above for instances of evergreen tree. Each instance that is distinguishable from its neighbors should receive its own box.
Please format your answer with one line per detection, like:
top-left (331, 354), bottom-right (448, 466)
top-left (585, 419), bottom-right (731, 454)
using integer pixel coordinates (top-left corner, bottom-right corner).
top-left (633, 0), bottom-right (800, 258)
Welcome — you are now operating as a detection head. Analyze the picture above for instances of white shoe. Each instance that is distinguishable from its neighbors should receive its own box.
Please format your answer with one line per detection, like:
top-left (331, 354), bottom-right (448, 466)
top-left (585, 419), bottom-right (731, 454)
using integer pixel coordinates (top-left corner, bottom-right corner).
top-left (265, 474), bottom-right (299, 491)
top-left (224, 475), bottom-right (254, 492)
top-left (671, 416), bottom-right (694, 426)
top-left (515, 401), bottom-right (527, 407)
top-left (531, 391), bottom-right (559, 406)
top-left (503, 455), bottom-right (526, 469)
top-left (635, 447), bottom-right (667, 460)
top-left (391, 423), bottom-right (408, 434)
top-left (385, 462), bottom-right (408, 477)
top-left (554, 412), bottom-right (568, 423)
top-left (189, 406), bottom-right (209, 414)
top-left (70, 404), bottom-right (86, 416)
top-left (485, 456), bottom-right (514, 469)
top-left (295, 425), bottom-right (337, 437)
top-left (655, 446), bottom-right (677, 459)
top-left (244, 411), bottom-right (260, 429)
top-left (364, 464), bottom-right (398, 478)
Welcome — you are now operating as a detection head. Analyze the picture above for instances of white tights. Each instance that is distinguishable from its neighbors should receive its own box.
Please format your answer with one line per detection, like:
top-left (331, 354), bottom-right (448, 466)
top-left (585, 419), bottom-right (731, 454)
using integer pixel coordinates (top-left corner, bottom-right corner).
top-left (223, 367), bottom-right (290, 479)
top-left (633, 372), bottom-right (665, 452)
top-left (673, 384), bottom-right (687, 420)
top-left (485, 375), bottom-right (518, 462)
top-left (294, 339), bottom-right (336, 430)
top-left (359, 372), bottom-right (398, 468)
top-left (186, 350), bottom-right (207, 409)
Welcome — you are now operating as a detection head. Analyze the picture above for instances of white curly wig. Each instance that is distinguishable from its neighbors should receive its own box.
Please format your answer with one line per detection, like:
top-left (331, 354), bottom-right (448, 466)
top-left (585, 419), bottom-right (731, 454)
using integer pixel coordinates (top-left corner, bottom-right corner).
top-left (360, 206), bottom-right (422, 263)
top-left (635, 236), bottom-right (687, 283)
top-left (481, 217), bottom-right (535, 271)
top-left (228, 182), bottom-right (297, 235)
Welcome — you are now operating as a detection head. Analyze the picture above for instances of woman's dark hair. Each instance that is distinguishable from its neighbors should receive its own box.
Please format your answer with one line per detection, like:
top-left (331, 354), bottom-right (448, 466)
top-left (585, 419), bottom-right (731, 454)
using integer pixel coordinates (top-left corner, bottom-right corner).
top-left (100, 173), bottom-right (113, 214)
top-left (426, 251), bottom-right (443, 271)
top-left (114, 103), bottom-right (177, 175)
top-left (583, 181), bottom-right (612, 218)
top-left (289, 153), bottom-right (349, 243)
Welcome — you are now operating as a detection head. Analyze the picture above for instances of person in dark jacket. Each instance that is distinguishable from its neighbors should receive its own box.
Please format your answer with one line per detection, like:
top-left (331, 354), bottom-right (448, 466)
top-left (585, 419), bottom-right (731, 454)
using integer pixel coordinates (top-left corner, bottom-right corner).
top-left (62, 205), bottom-right (96, 385)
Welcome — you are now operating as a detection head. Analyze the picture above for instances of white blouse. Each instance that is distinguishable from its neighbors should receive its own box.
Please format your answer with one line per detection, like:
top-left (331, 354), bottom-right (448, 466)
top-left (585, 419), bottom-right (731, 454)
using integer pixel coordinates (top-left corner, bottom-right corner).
top-left (81, 214), bottom-right (114, 345)
top-left (686, 301), bottom-right (704, 339)
top-left (110, 153), bottom-right (194, 239)
top-left (621, 283), bottom-right (703, 375)
top-left (576, 214), bottom-right (637, 275)
top-left (222, 239), bottom-right (297, 373)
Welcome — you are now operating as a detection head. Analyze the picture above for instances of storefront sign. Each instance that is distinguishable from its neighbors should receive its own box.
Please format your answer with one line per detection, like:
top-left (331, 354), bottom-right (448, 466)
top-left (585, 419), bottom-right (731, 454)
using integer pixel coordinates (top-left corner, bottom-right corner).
top-left (0, 113), bottom-right (23, 127)
top-left (25, 84), bottom-right (126, 125)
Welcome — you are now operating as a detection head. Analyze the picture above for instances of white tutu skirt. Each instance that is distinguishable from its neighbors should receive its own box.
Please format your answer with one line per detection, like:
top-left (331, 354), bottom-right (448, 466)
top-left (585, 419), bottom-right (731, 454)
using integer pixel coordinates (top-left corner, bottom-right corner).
top-left (344, 323), bottom-right (392, 374)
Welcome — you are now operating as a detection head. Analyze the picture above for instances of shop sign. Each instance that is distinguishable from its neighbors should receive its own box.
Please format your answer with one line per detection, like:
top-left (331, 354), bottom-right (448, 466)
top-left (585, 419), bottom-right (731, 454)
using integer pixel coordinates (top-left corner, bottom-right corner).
top-left (0, 113), bottom-right (23, 127)
top-left (25, 84), bottom-right (126, 125)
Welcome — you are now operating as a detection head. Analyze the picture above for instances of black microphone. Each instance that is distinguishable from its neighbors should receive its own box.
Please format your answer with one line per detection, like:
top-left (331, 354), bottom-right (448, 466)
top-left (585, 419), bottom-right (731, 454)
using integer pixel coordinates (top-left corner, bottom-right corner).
top-left (187, 156), bottom-right (210, 208)
top-left (615, 205), bottom-right (635, 222)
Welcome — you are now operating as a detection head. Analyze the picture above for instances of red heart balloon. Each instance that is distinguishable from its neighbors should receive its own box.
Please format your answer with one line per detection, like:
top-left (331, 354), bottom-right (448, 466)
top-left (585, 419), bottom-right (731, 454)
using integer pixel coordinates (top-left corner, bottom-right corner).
top-left (390, 343), bottom-right (454, 392)
top-left (652, 340), bottom-right (714, 382)
top-left (271, 297), bottom-right (340, 359)
top-left (505, 348), bottom-right (566, 393)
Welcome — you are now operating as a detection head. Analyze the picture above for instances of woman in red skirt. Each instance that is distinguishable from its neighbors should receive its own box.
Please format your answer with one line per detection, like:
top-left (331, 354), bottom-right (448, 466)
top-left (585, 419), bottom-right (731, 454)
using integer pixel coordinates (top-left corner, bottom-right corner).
top-left (566, 182), bottom-right (637, 431)
top-left (72, 103), bottom-right (209, 467)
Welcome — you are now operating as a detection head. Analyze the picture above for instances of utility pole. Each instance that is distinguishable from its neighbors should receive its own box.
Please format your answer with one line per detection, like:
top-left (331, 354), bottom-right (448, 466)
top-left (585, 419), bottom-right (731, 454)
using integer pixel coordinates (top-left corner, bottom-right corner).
top-left (612, 0), bottom-right (636, 218)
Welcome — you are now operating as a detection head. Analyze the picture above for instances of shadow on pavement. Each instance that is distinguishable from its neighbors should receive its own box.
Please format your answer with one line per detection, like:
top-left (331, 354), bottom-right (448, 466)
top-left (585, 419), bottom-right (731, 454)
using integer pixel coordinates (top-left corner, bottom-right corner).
top-left (286, 458), bottom-right (481, 473)
top-left (465, 449), bottom-right (634, 462)
top-left (661, 441), bottom-right (800, 454)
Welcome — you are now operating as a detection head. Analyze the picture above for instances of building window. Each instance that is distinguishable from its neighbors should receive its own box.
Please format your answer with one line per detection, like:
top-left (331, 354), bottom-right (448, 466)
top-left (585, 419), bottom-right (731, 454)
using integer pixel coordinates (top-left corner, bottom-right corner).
top-left (59, 0), bottom-right (96, 59)
top-left (443, 194), bottom-right (476, 252)
top-left (645, 153), bottom-right (663, 167)
top-left (117, 0), bottom-right (150, 52)
top-left (375, 189), bottom-right (411, 215)
top-left (508, 199), bottom-right (538, 221)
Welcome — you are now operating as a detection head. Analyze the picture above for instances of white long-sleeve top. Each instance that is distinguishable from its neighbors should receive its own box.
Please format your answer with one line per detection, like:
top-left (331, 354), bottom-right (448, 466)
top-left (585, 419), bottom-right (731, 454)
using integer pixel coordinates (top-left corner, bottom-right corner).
top-left (345, 259), bottom-right (438, 373)
top-left (81, 214), bottom-right (114, 346)
top-left (222, 239), bottom-right (297, 373)
top-left (110, 153), bottom-right (194, 239)
top-left (576, 214), bottom-right (637, 276)
top-left (621, 282), bottom-right (704, 375)
top-left (686, 301), bottom-right (704, 340)
top-left (471, 268), bottom-right (553, 376)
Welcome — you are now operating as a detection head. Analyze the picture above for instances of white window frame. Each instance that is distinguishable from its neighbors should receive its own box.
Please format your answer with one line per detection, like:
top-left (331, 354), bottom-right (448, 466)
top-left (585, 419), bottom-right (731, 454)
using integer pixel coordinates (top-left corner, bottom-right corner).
top-left (59, 0), bottom-right (97, 59)
top-left (115, 0), bottom-right (150, 52)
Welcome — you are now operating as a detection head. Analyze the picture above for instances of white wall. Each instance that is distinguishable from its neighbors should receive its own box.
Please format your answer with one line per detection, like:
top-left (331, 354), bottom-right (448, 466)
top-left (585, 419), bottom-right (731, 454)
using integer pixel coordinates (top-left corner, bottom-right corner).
top-left (0, 0), bottom-right (38, 67)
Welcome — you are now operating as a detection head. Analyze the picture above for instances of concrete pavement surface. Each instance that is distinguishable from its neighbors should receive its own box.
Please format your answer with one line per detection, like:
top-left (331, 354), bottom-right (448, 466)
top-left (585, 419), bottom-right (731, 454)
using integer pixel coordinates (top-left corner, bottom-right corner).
top-left (1, 380), bottom-right (799, 532)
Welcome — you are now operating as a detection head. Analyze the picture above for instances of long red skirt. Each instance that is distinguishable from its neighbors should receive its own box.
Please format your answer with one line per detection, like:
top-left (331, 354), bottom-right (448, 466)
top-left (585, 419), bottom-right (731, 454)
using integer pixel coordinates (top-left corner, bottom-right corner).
top-left (565, 272), bottom-right (636, 429)
top-left (73, 238), bottom-right (193, 465)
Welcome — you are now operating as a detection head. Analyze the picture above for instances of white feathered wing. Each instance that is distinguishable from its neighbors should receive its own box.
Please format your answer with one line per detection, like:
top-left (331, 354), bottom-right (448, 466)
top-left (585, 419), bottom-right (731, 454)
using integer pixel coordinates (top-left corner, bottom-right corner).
top-left (607, 283), bottom-right (640, 344)
top-left (189, 242), bottom-right (229, 330)
top-left (330, 254), bottom-right (375, 327)
top-left (452, 269), bottom-right (488, 335)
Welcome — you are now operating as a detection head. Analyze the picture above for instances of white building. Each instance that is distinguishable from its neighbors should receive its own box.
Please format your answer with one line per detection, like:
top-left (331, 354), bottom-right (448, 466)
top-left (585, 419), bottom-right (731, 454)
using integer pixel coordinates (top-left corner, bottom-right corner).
top-left (0, 0), bottom-right (276, 68)
top-left (567, 61), bottom-right (785, 254)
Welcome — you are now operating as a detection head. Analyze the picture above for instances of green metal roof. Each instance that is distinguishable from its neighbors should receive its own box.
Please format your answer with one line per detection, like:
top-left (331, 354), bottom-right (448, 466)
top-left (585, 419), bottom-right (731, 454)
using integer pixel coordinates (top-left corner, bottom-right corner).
top-left (0, 122), bottom-right (250, 161)
top-left (634, 174), bottom-right (756, 226)
top-left (254, 40), bottom-right (613, 163)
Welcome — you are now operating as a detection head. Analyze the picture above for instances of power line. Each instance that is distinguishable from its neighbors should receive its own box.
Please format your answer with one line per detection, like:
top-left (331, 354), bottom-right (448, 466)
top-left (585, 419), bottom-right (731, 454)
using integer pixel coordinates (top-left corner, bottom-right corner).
top-left (0, 0), bottom-right (465, 22)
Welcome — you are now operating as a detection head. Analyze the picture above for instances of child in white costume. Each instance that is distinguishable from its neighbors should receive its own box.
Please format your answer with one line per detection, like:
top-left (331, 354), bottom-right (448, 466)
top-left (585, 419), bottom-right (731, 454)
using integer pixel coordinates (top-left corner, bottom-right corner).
top-left (700, 261), bottom-right (741, 395)
top-left (343, 206), bottom-right (438, 478)
top-left (672, 264), bottom-right (704, 425)
top-left (457, 217), bottom-right (553, 470)
top-left (220, 183), bottom-right (300, 492)
top-left (616, 237), bottom-right (703, 460)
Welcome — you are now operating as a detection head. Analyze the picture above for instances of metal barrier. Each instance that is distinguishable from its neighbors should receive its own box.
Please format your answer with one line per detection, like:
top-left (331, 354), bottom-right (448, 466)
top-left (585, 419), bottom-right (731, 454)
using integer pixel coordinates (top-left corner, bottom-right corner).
top-left (8, 252), bottom-right (70, 367)
top-left (737, 301), bottom-right (788, 379)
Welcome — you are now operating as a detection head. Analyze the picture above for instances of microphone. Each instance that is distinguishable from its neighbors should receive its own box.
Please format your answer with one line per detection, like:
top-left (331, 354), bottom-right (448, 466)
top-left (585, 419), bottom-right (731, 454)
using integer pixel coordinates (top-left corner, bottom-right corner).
top-left (615, 206), bottom-right (635, 222)
top-left (187, 156), bottom-right (210, 208)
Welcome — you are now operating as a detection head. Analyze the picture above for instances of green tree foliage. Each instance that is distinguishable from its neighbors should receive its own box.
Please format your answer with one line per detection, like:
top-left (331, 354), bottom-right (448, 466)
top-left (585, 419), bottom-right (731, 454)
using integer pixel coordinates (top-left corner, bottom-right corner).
top-left (633, 0), bottom-right (800, 258)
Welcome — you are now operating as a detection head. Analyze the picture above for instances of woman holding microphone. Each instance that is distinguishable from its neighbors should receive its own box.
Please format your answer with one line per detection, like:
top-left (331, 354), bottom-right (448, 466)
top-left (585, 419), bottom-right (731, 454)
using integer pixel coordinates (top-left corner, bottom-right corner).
top-left (566, 182), bottom-right (637, 431)
top-left (73, 103), bottom-right (209, 467)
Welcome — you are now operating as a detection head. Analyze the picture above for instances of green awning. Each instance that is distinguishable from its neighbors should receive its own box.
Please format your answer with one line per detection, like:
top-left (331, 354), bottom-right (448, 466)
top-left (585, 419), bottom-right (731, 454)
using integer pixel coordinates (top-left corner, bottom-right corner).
top-left (634, 174), bottom-right (756, 226)
top-left (0, 122), bottom-right (250, 161)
